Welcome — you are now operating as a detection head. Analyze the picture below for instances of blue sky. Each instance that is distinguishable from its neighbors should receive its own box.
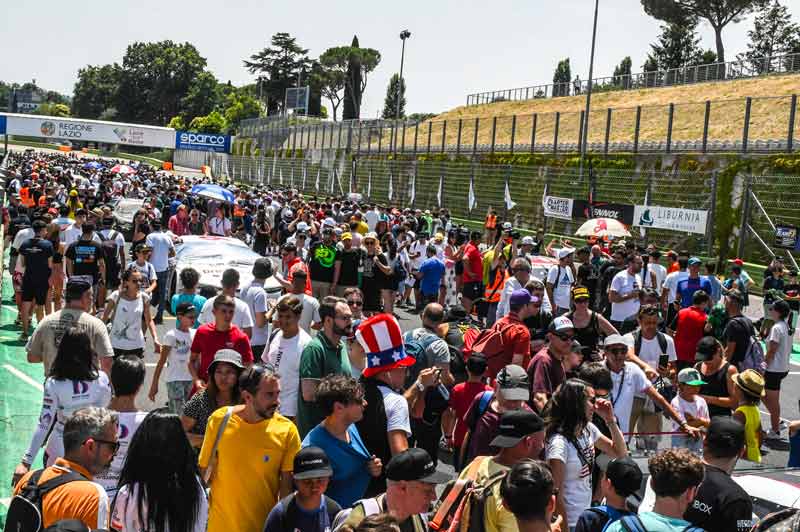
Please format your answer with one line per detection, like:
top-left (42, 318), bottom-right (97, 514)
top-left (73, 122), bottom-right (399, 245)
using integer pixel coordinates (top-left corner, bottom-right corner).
top-left (2, 0), bottom-right (787, 117)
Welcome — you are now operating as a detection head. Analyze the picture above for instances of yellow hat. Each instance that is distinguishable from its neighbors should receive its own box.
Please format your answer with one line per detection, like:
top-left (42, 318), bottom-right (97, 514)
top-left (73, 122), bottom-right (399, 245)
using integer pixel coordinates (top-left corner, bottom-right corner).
top-left (341, 232), bottom-right (352, 241)
top-left (69, 190), bottom-right (78, 197)
top-left (434, 233), bottom-right (444, 242)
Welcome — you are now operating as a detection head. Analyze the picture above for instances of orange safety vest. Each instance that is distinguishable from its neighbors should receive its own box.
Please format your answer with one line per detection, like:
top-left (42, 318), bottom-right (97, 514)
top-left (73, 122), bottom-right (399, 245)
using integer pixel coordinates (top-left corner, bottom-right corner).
top-left (38, 194), bottom-right (48, 207)
top-left (485, 214), bottom-right (497, 230)
top-left (484, 268), bottom-right (509, 303)
top-left (19, 187), bottom-right (35, 208)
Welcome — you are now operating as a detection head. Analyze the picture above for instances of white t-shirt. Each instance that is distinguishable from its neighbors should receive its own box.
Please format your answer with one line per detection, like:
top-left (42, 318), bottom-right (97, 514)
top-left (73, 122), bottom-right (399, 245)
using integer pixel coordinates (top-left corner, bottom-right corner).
top-left (265, 328), bottom-right (312, 417)
top-left (62, 225), bottom-right (102, 247)
top-left (107, 291), bottom-right (148, 350)
top-left (409, 241), bottom-right (428, 270)
top-left (207, 216), bottom-right (231, 236)
top-left (276, 293), bottom-right (320, 333)
top-left (662, 270), bottom-right (689, 304)
top-left (95, 411), bottom-right (148, 496)
top-left (767, 320), bottom-right (792, 373)
top-left (546, 423), bottom-right (602, 528)
top-left (623, 331), bottom-right (677, 398)
top-left (162, 328), bottom-right (196, 382)
top-left (379, 384), bottom-right (412, 437)
top-left (547, 265), bottom-right (574, 310)
top-left (643, 262), bottom-right (667, 291)
top-left (610, 270), bottom-right (642, 322)
top-left (670, 394), bottom-right (710, 432)
top-left (99, 229), bottom-right (126, 253)
top-left (240, 281), bottom-right (279, 347)
top-left (111, 479), bottom-right (208, 532)
top-left (12, 227), bottom-right (34, 251)
top-left (608, 361), bottom-right (652, 435)
top-left (365, 209), bottom-right (379, 231)
top-left (199, 295), bottom-right (254, 330)
top-left (145, 231), bottom-right (175, 273)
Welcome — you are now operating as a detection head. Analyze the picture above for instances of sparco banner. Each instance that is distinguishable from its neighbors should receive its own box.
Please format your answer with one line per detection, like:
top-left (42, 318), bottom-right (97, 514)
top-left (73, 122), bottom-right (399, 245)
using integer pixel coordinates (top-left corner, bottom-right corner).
top-left (175, 131), bottom-right (232, 153)
top-left (572, 200), bottom-right (634, 225)
top-left (542, 195), bottom-right (573, 220)
top-left (2, 113), bottom-right (175, 149)
top-left (633, 205), bottom-right (708, 235)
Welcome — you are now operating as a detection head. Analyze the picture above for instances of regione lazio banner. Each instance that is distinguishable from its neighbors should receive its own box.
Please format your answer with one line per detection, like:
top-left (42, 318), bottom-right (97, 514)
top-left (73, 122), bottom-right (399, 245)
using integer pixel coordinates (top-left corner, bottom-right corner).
top-left (175, 131), bottom-right (232, 153)
top-left (633, 205), bottom-right (708, 234)
top-left (2, 113), bottom-right (175, 149)
top-left (542, 195), bottom-right (573, 220)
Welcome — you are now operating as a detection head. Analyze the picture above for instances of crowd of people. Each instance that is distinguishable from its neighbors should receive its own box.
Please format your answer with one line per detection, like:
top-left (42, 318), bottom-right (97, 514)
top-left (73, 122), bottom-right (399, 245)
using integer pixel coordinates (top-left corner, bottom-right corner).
top-left (2, 148), bottom-right (799, 532)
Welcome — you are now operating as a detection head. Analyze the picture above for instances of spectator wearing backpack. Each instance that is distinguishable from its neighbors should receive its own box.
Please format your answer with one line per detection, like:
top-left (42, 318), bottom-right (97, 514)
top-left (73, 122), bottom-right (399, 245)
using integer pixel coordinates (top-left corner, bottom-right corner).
top-left (499, 459), bottom-right (559, 532)
top-left (605, 449), bottom-right (705, 532)
top-left (481, 289), bottom-right (538, 380)
top-left (98, 217), bottom-right (125, 294)
top-left (442, 354), bottom-right (493, 469)
top-left (546, 248), bottom-right (576, 316)
top-left (574, 456), bottom-right (642, 532)
top-left (263, 446), bottom-right (343, 532)
top-left (684, 417), bottom-right (754, 532)
top-left (9, 407), bottom-right (117, 531)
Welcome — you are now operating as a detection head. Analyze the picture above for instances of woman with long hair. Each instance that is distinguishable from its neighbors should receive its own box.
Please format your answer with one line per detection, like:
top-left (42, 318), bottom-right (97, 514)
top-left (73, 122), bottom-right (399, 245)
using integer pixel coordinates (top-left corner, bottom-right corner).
top-left (131, 210), bottom-right (151, 252)
top-left (103, 267), bottom-right (160, 358)
top-left (13, 328), bottom-right (112, 483)
top-left (181, 354), bottom-right (243, 448)
top-left (764, 299), bottom-right (792, 440)
top-left (440, 230), bottom-right (460, 308)
top-left (545, 378), bottom-right (627, 531)
top-left (46, 222), bottom-right (67, 313)
top-left (112, 409), bottom-right (208, 532)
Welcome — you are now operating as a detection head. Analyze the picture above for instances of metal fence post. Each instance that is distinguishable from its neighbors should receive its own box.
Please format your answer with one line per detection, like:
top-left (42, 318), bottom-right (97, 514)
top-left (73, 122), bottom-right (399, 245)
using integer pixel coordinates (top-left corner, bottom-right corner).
top-left (441, 120), bottom-right (447, 153)
top-left (427, 122), bottom-right (432, 154)
top-left (401, 121), bottom-right (407, 153)
top-left (490, 117), bottom-right (497, 154)
top-left (666, 103), bottom-right (674, 154)
top-left (391, 122), bottom-right (397, 154)
top-left (702, 101), bottom-right (711, 153)
top-left (578, 110), bottom-right (585, 152)
top-left (313, 124), bottom-right (319, 150)
top-left (306, 125), bottom-right (311, 151)
top-left (291, 125), bottom-right (297, 153)
top-left (633, 106), bottom-right (642, 154)
top-left (542, 176), bottom-right (551, 235)
top-left (367, 125), bottom-right (372, 155)
top-left (510, 115), bottom-right (517, 154)
top-left (413, 122), bottom-right (419, 154)
top-left (707, 171), bottom-right (717, 255)
top-left (356, 123), bottom-right (362, 156)
top-left (320, 124), bottom-right (326, 151)
top-left (338, 122), bottom-right (344, 150)
top-left (604, 108), bottom-right (612, 155)
top-left (553, 112), bottom-right (560, 154)
top-left (531, 114), bottom-right (537, 154)
top-left (378, 125), bottom-right (383, 153)
top-left (789, 94), bottom-right (797, 152)
top-left (742, 97), bottom-right (752, 153)
top-left (472, 118), bottom-right (479, 158)
top-left (456, 119), bottom-right (463, 156)
top-left (737, 175), bottom-right (752, 259)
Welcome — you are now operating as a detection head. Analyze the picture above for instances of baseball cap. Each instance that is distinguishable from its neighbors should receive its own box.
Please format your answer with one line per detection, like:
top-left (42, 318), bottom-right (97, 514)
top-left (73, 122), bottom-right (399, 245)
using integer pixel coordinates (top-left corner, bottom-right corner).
top-left (502, 222), bottom-right (513, 230)
top-left (497, 364), bottom-right (530, 401)
top-left (44, 520), bottom-right (90, 532)
top-left (605, 457), bottom-right (643, 497)
top-left (521, 235), bottom-right (535, 245)
top-left (557, 247), bottom-right (576, 260)
top-left (296, 221), bottom-right (309, 232)
top-left (293, 446), bottom-right (334, 480)
top-left (341, 232), bottom-right (352, 241)
top-left (252, 257), bottom-right (273, 279)
top-left (695, 336), bottom-right (718, 361)
top-left (548, 315), bottom-right (575, 333)
top-left (603, 334), bottom-right (631, 348)
top-left (705, 416), bottom-right (745, 456)
top-left (677, 367), bottom-right (707, 386)
top-left (135, 243), bottom-right (152, 253)
top-left (688, 257), bottom-right (702, 266)
top-left (385, 448), bottom-right (450, 484)
top-left (509, 289), bottom-right (535, 307)
top-left (572, 286), bottom-right (590, 300)
top-left (570, 340), bottom-right (583, 353)
top-left (209, 349), bottom-right (245, 372)
top-left (175, 302), bottom-right (197, 316)
top-left (489, 410), bottom-right (545, 448)
top-left (731, 258), bottom-right (744, 266)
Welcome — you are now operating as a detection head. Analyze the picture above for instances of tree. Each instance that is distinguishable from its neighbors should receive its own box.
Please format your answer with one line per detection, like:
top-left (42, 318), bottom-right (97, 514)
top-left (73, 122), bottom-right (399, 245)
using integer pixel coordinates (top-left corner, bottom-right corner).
top-left (244, 32), bottom-right (312, 115)
top-left (613, 57), bottom-right (633, 87)
top-left (641, 0), bottom-right (769, 63)
top-left (738, 1), bottom-right (800, 72)
top-left (189, 110), bottom-right (227, 134)
top-left (645, 14), bottom-right (704, 71)
top-left (115, 41), bottom-right (207, 125)
top-left (407, 112), bottom-right (436, 122)
top-left (382, 73), bottom-right (406, 119)
top-left (223, 90), bottom-right (261, 133)
top-left (180, 71), bottom-right (222, 124)
top-left (337, 36), bottom-right (381, 120)
top-left (71, 64), bottom-right (121, 119)
top-left (168, 116), bottom-right (186, 130)
top-left (316, 52), bottom-right (347, 121)
top-left (552, 58), bottom-right (571, 96)
top-left (36, 103), bottom-right (70, 117)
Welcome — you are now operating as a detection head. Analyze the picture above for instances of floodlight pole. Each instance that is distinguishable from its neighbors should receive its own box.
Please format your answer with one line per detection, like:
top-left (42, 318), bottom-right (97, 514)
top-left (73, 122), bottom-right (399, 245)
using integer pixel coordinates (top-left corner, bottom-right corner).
top-left (579, 0), bottom-right (599, 182)
top-left (395, 30), bottom-right (411, 150)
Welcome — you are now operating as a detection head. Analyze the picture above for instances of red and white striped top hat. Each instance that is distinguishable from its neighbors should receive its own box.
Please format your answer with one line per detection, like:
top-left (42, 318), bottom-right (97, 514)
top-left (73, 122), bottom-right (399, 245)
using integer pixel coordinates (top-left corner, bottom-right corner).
top-left (356, 314), bottom-right (415, 378)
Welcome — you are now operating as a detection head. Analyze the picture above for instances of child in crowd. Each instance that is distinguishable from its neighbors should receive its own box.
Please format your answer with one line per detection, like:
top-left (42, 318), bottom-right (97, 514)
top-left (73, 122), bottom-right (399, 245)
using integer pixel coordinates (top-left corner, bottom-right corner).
top-left (670, 368), bottom-right (710, 454)
top-left (148, 302), bottom-right (196, 415)
top-left (732, 369), bottom-right (765, 463)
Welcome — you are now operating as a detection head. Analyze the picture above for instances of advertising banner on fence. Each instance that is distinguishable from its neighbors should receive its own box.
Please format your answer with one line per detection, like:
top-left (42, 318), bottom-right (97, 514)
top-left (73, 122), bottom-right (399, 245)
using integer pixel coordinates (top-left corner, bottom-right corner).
top-left (1, 113), bottom-right (175, 149)
top-left (174, 131), bottom-right (232, 153)
top-left (774, 224), bottom-right (799, 250)
top-left (542, 195), bottom-right (573, 220)
top-left (0, 115), bottom-right (6, 135)
top-left (633, 204), bottom-right (708, 234)
top-left (572, 200), bottom-right (635, 225)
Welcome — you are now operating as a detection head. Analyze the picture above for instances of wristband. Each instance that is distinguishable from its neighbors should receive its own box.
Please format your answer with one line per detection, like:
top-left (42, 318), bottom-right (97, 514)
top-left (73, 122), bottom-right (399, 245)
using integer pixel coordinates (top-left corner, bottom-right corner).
top-left (416, 380), bottom-right (425, 393)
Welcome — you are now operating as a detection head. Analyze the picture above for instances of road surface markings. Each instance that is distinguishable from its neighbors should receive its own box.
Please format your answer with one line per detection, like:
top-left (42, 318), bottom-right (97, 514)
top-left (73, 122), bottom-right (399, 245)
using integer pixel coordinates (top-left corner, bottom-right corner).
top-left (2, 364), bottom-right (43, 392)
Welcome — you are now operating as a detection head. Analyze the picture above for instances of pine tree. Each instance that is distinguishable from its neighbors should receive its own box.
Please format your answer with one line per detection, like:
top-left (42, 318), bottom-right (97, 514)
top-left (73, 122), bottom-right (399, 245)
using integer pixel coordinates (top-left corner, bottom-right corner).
top-left (342, 36), bottom-right (362, 120)
top-left (738, 0), bottom-right (800, 73)
top-left (645, 14), bottom-right (704, 72)
top-left (382, 73), bottom-right (406, 119)
top-left (552, 58), bottom-right (571, 96)
top-left (612, 57), bottom-right (633, 87)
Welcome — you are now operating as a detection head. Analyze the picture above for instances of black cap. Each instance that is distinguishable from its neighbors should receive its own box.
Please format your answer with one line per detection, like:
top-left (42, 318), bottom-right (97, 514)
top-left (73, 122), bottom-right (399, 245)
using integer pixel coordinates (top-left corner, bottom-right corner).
top-left (44, 519), bottom-right (90, 532)
top-left (175, 302), bottom-right (197, 316)
top-left (445, 304), bottom-right (467, 321)
top-left (489, 410), bottom-right (545, 448)
top-left (705, 417), bottom-right (745, 458)
top-left (695, 336), bottom-right (718, 361)
top-left (293, 446), bottom-right (334, 480)
top-left (385, 448), bottom-right (450, 484)
top-left (252, 258), bottom-right (273, 279)
top-left (606, 456), bottom-right (643, 497)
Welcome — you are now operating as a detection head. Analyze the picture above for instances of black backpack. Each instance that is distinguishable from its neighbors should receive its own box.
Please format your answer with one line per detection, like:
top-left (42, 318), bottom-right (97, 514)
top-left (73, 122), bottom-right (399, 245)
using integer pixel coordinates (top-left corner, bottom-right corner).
top-left (98, 231), bottom-right (122, 285)
top-left (278, 493), bottom-right (340, 531)
top-left (4, 468), bottom-right (87, 532)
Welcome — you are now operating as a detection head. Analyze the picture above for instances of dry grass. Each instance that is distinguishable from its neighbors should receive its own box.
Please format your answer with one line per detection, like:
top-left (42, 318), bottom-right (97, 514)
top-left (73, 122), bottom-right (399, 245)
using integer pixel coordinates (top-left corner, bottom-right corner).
top-left (394, 74), bottom-right (800, 149)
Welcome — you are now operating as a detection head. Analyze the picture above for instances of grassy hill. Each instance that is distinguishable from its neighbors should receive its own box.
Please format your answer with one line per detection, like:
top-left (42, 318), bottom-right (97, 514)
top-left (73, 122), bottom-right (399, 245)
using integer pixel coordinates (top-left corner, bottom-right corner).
top-left (409, 74), bottom-right (800, 149)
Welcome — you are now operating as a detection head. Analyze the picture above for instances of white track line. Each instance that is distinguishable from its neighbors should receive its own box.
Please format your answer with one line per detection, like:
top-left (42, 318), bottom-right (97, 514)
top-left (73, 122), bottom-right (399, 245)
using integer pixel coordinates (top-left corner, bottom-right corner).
top-left (2, 364), bottom-right (43, 391)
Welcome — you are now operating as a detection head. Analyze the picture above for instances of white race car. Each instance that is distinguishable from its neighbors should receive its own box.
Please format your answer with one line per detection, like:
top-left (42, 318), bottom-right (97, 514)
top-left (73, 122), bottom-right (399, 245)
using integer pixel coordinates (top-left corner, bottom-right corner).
top-left (171, 235), bottom-right (282, 299)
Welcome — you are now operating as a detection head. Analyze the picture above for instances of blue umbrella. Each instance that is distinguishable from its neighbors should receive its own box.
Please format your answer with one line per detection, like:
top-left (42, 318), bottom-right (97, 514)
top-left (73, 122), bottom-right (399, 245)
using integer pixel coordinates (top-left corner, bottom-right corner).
top-left (190, 183), bottom-right (235, 203)
top-left (83, 161), bottom-right (104, 170)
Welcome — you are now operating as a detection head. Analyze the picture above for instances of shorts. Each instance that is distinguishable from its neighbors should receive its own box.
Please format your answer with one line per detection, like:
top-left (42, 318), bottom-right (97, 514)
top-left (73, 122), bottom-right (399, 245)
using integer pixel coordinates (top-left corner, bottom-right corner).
top-left (167, 380), bottom-right (193, 416)
top-left (764, 370), bottom-right (788, 391)
top-left (22, 279), bottom-right (48, 305)
top-left (462, 281), bottom-right (483, 301)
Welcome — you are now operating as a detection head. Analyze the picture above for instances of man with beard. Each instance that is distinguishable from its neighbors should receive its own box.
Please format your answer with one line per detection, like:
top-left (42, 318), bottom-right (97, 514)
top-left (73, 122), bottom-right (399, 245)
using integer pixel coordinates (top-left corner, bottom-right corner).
top-left (200, 362), bottom-right (301, 532)
top-left (297, 296), bottom-right (353, 437)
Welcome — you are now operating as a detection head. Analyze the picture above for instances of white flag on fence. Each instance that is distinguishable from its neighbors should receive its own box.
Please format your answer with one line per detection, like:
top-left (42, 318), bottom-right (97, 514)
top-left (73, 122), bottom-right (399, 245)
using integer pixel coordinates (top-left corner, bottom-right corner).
top-left (437, 174), bottom-right (444, 207)
top-left (468, 175), bottom-right (477, 212)
top-left (302, 166), bottom-right (307, 190)
top-left (640, 188), bottom-right (649, 238)
top-left (279, 168), bottom-right (284, 185)
top-left (271, 156), bottom-right (277, 183)
top-left (329, 169), bottom-right (335, 194)
top-left (388, 172), bottom-right (394, 201)
top-left (290, 167), bottom-right (294, 188)
top-left (409, 173), bottom-right (416, 205)
top-left (315, 168), bottom-right (320, 190)
top-left (367, 169), bottom-right (372, 198)
top-left (504, 180), bottom-right (517, 211)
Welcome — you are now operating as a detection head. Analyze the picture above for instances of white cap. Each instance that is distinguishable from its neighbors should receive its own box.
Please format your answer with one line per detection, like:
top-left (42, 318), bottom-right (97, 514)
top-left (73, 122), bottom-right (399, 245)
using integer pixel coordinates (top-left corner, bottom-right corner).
top-left (502, 222), bottom-right (513, 230)
top-left (521, 236), bottom-right (535, 245)
top-left (557, 247), bottom-right (576, 260)
top-left (296, 221), bottom-right (309, 231)
top-left (603, 334), bottom-right (632, 348)
top-left (322, 217), bottom-right (336, 228)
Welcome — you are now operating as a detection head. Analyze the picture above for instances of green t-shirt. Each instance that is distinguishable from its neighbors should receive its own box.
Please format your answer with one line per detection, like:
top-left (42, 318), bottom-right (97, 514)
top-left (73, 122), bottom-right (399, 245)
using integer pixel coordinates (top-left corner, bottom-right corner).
top-left (606, 512), bottom-right (694, 532)
top-left (296, 332), bottom-right (352, 438)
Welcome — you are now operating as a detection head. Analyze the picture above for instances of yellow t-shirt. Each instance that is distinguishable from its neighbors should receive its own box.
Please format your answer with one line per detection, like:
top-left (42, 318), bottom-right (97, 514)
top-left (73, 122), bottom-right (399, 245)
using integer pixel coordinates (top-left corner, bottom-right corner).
top-left (199, 407), bottom-right (301, 532)
top-left (736, 404), bottom-right (762, 463)
top-left (457, 457), bottom-right (516, 532)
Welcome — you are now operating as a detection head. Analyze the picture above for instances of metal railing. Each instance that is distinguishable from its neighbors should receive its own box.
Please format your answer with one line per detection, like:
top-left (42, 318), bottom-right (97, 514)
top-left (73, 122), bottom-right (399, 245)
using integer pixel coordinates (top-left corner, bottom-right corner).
top-left (466, 52), bottom-right (800, 106)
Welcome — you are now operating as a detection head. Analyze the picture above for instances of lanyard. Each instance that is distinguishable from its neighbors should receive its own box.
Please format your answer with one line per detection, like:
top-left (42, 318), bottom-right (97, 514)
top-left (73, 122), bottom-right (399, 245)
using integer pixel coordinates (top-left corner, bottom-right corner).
top-left (611, 367), bottom-right (626, 407)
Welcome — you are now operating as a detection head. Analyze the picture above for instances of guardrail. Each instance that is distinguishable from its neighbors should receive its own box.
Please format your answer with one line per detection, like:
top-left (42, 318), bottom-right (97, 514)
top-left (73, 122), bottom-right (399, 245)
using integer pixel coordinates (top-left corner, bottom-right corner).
top-left (466, 52), bottom-right (800, 106)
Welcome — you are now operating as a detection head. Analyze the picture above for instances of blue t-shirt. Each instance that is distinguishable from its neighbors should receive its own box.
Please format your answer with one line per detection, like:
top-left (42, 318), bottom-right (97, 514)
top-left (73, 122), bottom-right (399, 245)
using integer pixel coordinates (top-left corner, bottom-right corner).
top-left (676, 276), bottom-right (712, 308)
top-left (418, 257), bottom-right (445, 296)
top-left (789, 430), bottom-right (800, 467)
top-left (606, 512), bottom-right (695, 532)
top-left (170, 293), bottom-right (207, 328)
top-left (262, 494), bottom-right (339, 532)
top-left (302, 423), bottom-right (372, 508)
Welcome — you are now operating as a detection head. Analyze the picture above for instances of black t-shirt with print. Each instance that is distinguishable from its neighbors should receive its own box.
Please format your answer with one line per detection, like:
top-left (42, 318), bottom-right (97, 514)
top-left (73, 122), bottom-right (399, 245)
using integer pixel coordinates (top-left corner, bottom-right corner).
top-left (684, 464), bottom-right (754, 532)
top-left (337, 247), bottom-right (363, 287)
top-left (65, 238), bottom-right (104, 282)
top-left (308, 242), bottom-right (339, 283)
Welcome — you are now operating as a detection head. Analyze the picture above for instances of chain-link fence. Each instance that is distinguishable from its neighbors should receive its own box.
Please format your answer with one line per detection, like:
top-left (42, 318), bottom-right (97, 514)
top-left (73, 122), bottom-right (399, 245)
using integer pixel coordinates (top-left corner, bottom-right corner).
top-left (745, 175), bottom-right (800, 270)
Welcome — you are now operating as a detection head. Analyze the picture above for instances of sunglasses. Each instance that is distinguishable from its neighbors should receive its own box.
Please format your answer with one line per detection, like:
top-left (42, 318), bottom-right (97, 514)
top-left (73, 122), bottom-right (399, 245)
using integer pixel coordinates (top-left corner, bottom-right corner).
top-left (575, 298), bottom-right (590, 304)
top-left (91, 438), bottom-right (120, 453)
top-left (555, 333), bottom-right (574, 341)
top-left (347, 300), bottom-right (364, 307)
top-left (607, 347), bottom-right (628, 355)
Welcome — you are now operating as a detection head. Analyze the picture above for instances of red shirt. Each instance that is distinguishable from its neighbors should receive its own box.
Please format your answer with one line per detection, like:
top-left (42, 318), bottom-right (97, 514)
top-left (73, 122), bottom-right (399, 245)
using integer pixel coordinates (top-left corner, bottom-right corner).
top-left (284, 256), bottom-right (312, 295)
top-left (674, 306), bottom-right (707, 362)
top-left (462, 242), bottom-right (482, 283)
top-left (527, 346), bottom-right (566, 397)
top-left (190, 323), bottom-right (253, 381)
top-left (448, 381), bottom-right (492, 447)
top-left (486, 313), bottom-right (531, 379)
top-left (168, 214), bottom-right (190, 236)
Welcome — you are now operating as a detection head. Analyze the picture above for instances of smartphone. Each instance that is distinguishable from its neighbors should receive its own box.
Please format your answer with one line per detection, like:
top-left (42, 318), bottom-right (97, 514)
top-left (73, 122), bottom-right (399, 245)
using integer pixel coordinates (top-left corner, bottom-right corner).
top-left (658, 354), bottom-right (669, 368)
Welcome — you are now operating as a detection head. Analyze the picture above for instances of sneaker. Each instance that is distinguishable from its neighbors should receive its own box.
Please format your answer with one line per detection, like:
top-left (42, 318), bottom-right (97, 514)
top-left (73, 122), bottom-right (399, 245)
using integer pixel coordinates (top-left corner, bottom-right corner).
top-left (779, 420), bottom-right (789, 431)
top-left (766, 429), bottom-right (783, 440)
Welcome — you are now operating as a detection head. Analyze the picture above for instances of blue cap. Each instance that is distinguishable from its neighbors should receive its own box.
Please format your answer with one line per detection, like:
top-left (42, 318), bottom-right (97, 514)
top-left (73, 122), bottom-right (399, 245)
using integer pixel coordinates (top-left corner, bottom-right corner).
top-left (510, 289), bottom-right (535, 306)
top-left (688, 257), bottom-right (702, 266)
